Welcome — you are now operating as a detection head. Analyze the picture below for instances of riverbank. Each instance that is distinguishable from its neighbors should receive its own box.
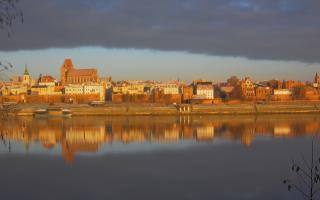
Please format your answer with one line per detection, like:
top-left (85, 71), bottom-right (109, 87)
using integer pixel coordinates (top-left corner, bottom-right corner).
top-left (3, 101), bottom-right (320, 116)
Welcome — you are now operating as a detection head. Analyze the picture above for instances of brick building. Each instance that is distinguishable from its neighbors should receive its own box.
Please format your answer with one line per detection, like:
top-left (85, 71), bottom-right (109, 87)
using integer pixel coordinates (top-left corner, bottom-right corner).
top-left (60, 58), bottom-right (98, 85)
top-left (284, 80), bottom-right (305, 90)
top-left (182, 85), bottom-right (193, 103)
top-left (241, 77), bottom-right (255, 99)
top-left (314, 73), bottom-right (320, 88)
top-left (38, 75), bottom-right (57, 86)
top-left (268, 79), bottom-right (283, 89)
top-left (255, 86), bottom-right (272, 101)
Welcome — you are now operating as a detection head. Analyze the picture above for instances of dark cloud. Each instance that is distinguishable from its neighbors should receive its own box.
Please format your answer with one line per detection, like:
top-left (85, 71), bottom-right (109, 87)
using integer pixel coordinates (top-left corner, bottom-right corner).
top-left (1, 0), bottom-right (320, 62)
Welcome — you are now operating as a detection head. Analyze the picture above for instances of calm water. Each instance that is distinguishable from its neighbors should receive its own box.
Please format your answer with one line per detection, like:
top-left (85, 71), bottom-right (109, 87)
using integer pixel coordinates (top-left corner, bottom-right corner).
top-left (1, 115), bottom-right (320, 200)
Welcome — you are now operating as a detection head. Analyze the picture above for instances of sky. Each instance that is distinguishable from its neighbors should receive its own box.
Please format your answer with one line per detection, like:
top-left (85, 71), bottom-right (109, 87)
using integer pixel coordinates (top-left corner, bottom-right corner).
top-left (0, 0), bottom-right (320, 82)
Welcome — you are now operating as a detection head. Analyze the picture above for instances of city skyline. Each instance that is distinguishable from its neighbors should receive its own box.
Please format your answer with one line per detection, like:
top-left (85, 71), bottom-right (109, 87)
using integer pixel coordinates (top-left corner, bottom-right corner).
top-left (2, 1), bottom-right (320, 200)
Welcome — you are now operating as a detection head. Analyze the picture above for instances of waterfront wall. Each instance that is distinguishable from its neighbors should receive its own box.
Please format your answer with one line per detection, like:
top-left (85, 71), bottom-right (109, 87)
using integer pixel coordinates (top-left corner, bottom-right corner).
top-left (9, 101), bottom-right (320, 116)
top-left (112, 93), bottom-right (182, 104)
top-left (0, 94), bottom-right (100, 104)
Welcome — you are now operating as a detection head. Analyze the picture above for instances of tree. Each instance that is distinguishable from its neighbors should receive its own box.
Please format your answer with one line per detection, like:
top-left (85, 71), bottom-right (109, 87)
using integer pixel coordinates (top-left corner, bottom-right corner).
top-left (0, 0), bottom-right (23, 80)
top-left (229, 84), bottom-right (243, 100)
top-left (227, 76), bottom-right (240, 87)
top-left (283, 139), bottom-right (320, 200)
top-left (0, 0), bottom-right (23, 118)
top-left (0, 61), bottom-right (13, 80)
top-left (0, 0), bottom-right (23, 35)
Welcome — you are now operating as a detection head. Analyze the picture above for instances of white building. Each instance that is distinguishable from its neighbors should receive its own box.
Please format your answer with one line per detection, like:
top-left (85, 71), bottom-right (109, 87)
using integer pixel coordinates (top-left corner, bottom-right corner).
top-left (65, 84), bottom-right (105, 101)
top-left (163, 84), bottom-right (180, 95)
top-left (64, 85), bottom-right (84, 95)
top-left (195, 83), bottom-right (214, 99)
top-left (274, 89), bottom-right (292, 95)
top-left (84, 84), bottom-right (105, 101)
top-left (31, 85), bottom-right (61, 95)
top-left (1, 85), bottom-right (28, 96)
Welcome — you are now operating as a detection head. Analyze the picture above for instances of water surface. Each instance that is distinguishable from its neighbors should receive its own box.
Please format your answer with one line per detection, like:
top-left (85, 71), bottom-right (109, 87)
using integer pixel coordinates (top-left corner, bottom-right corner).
top-left (1, 115), bottom-right (319, 200)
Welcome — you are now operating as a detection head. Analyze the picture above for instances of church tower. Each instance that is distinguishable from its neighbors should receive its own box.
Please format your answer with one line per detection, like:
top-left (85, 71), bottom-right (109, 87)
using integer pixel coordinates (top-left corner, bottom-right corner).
top-left (315, 72), bottom-right (320, 84)
top-left (23, 65), bottom-right (31, 85)
top-left (60, 58), bottom-right (74, 86)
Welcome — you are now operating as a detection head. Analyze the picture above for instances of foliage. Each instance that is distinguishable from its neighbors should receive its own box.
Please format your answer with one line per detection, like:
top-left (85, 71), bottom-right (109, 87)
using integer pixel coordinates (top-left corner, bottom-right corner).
top-left (0, 0), bottom-right (22, 79)
top-left (0, 61), bottom-right (13, 81)
top-left (283, 139), bottom-right (320, 200)
top-left (0, 0), bottom-right (23, 35)
top-left (229, 84), bottom-right (243, 100)
top-left (227, 76), bottom-right (240, 87)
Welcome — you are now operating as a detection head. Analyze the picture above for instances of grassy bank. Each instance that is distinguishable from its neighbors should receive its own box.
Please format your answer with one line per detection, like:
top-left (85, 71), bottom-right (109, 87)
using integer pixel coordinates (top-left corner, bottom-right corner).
top-left (5, 102), bottom-right (320, 116)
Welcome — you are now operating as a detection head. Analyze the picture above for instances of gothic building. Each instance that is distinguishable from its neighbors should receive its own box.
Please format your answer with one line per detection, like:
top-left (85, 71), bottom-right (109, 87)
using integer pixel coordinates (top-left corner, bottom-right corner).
top-left (60, 58), bottom-right (98, 86)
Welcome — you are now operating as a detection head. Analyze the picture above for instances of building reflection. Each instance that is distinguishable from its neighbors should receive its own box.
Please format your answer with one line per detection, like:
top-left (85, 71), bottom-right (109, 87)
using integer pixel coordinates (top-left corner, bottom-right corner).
top-left (1, 115), bottom-right (320, 162)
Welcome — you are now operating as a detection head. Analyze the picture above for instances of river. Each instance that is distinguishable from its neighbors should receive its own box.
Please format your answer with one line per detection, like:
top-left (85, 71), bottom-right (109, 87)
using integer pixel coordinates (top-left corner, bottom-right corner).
top-left (0, 115), bottom-right (319, 200)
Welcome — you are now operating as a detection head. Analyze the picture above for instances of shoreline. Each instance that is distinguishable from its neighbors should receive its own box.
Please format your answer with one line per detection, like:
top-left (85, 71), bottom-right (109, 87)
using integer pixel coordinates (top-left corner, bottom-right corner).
top-left (2, 102), bottom-right (320, 116)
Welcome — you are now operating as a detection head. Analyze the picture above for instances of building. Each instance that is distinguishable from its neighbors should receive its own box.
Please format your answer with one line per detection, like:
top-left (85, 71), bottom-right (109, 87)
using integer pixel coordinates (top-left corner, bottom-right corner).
top-left (112, 82), bottom-right (145, 95)
top-left (99, 77), bottom-right (113, 101)
top-left (22, 66), bottom-right (32, 86)
top-left (294, 86), bottom-right (319, 100)
top-left (1, 84), bottom-right (28, 96)
top-left (60, 58), bottom-right (98, 85)
top-left (284, 80), bottom-right (305, 90)
top-left (64, 85), bottom-right (84, 95)
top-left (241, 77), bottom-right (255, 99)
top-left (272, 89), bottom-right (292, 101)
top-left (255, 86), bottom-right (272, 101)
top-left (314, 73), bottom-right (320, 88)
top-left (38, 75), bottom-right (57, 86)
top-left (194, 82), bottom-right (214, 99)
top-left (84, 84), bottom-right (105, 101)
top-left (65, 84), bottom-right (105, 101)
top-left (268, 79), bottom-right (283, 89)
top-left (30, 85), bottom-right (60, 95)
top-left (182, 85), bottom-right (193, 103)
top-left (163, 84), bottom-right (180, 95)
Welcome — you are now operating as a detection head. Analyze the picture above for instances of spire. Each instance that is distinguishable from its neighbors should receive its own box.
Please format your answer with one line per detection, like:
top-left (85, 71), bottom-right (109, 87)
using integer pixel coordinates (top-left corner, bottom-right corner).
top-left (38, 73), bottom-right (42, 83)
top-left (24, 65), bottom-right (29, 75)
top-left (315, 72), bottom-right (319, 83)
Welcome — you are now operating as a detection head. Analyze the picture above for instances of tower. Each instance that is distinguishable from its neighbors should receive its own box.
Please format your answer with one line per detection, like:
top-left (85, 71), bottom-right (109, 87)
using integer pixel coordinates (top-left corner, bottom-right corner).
top-left (315, 72), bottom-right (320, 84)
top-left (22, 65), bottom-right (31, 85)
top-left (60, 58), bottom-right (74, 86)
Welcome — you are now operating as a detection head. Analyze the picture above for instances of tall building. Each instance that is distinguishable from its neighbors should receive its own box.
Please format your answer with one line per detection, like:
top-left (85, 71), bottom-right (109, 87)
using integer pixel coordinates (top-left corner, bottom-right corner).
top-left (60, 58), bottom-right (98, 85)
top-left (314, 73), bottom-right (320, 87)
top-left (22, 65), bottom-right (31, 85)
top-left (241, 77), bottom-right (255, 98)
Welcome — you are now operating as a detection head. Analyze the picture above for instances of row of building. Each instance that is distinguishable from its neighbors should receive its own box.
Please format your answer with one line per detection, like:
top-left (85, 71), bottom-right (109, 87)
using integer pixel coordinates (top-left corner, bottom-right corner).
top-left (1, 58), bottom-right (320, 104)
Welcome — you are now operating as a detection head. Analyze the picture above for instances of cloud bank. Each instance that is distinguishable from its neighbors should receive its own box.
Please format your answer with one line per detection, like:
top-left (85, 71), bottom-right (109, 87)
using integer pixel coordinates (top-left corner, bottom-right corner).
top-left (1, 0), bottom-right (320, 62)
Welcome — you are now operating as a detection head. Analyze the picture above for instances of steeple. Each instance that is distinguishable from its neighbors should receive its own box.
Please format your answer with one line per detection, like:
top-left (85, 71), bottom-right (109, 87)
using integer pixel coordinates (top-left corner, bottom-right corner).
top-left (24, 65), bottom-right (29, 75)
top-left (23, 64), bottom-right (31, 85)
top-left (315, 72), bottom-right (319, 84)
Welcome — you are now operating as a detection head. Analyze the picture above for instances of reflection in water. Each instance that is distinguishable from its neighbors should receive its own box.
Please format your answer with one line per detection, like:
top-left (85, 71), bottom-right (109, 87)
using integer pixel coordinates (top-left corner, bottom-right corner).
top-left (1, 115), bottom-right (320, 162)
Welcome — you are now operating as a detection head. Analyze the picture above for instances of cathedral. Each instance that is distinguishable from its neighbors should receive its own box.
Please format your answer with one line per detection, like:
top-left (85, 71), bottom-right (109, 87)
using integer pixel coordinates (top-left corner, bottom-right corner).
top-left (60, 58), bottom-right (98, 85)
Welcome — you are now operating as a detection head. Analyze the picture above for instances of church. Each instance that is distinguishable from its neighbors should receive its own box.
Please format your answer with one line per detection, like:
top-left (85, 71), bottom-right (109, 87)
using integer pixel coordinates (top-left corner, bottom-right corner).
top-left (60, 58), bottom-right (98, 85)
